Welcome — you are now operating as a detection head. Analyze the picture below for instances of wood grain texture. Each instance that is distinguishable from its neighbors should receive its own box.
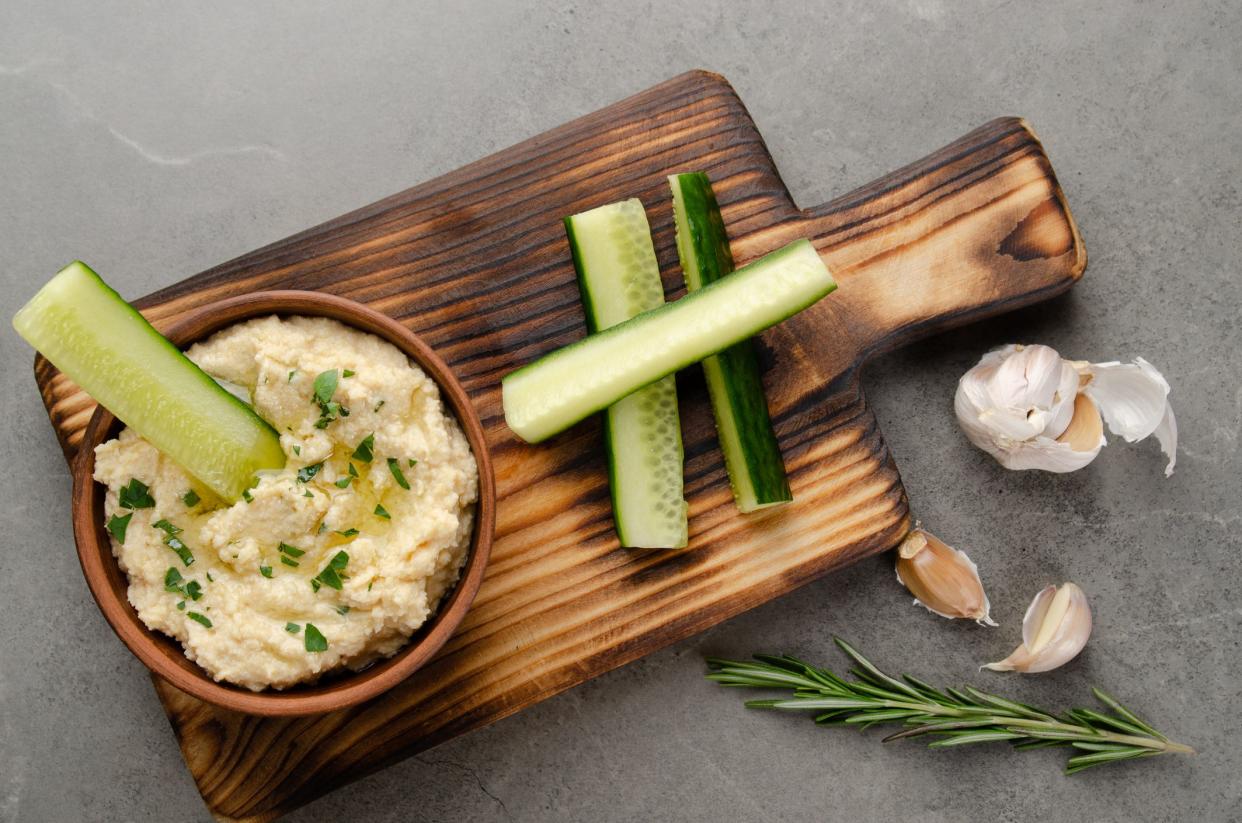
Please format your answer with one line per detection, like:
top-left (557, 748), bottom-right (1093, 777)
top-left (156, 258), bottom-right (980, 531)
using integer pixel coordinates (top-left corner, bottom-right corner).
top-left (34, 71), bottom-right (1084, 821)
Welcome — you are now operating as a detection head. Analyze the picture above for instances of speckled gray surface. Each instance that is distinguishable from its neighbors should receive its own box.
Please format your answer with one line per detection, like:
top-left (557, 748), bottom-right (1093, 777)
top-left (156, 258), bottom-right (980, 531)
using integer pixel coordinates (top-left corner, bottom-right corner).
top-left (2, 1), bottom-right (1239, 821)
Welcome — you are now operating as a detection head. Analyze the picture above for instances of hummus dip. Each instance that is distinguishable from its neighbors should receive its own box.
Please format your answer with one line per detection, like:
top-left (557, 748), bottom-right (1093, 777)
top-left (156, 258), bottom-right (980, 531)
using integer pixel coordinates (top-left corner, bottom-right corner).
top-left (93, 315), bottom-right (479, 691)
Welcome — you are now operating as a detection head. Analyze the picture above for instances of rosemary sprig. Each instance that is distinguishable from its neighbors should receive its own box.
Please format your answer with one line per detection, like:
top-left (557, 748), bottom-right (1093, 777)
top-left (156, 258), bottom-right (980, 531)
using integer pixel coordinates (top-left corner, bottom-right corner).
top-left (706, 637), bottom-right (1193, 775)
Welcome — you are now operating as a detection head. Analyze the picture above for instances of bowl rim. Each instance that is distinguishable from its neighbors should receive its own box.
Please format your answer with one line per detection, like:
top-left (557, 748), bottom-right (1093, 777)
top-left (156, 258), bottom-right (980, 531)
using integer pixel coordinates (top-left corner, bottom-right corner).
top-left (70, 290), bottom-right (495, 717)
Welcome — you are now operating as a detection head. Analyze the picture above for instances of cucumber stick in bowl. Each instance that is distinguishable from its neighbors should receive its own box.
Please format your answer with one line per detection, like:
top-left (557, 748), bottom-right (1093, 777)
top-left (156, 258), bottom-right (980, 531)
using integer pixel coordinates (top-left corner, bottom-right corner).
top-left (670, 173), bottom-right (791, 512)
top-left (566, 200), bottom-right (687, 548)
top-left (502, 238), bottom-right (835, 445)
top-left (13, 262), bottom-right (285, 501)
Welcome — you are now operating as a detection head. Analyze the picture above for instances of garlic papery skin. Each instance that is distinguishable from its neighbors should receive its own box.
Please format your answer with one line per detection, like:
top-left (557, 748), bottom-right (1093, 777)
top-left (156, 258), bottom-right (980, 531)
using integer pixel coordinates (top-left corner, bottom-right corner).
top-left (955, 344), bottom-right (1176, 475)
top-left (895, 528), bottom-right (996, 626)
top-left (984, 582), bottom-right (1092, 673)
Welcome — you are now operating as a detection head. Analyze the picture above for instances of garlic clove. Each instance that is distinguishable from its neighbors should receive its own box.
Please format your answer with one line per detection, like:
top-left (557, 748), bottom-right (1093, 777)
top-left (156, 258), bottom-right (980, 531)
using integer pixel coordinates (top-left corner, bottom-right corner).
top-left (984, 582), bottom-right (1092, 673)
top-left (956, 346), bottom-right (1175, 476)
top-left (895, 528), bottom-right (996, 626)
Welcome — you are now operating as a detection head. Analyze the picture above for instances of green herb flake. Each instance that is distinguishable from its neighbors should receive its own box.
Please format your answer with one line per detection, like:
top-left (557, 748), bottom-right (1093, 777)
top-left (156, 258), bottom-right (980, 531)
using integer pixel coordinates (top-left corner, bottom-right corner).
top-left (187, 612), bottom-right (212, 628)
top-left (312, 551), bottom-right (350, 591)
top-left (182, 490), bottom-right (200, 507)
top-left (260, 565), bottom-right (273, 578)
top-left (334, 476), bottom-right (353, 489)
top-left (118, 478), bottom-right (155, 509)
top-left (292, 444), bottom-right (302, 456)
top-left (348, 463), bottom-right (359, 478)
top-left (164, 567), bottom-right (184, 592)
top-left (185, 581), bottom-right (203, 601)
top-left (317, 521), bottom-right (327, 535)
top-left (166, 537), bottom-right (195, 567)
top-left (312, 369), bottom-right (339, 405)
top-left (285, 622), bottom-right (301, 634)
top-left (303, 489), bottom-right (314, 498)
top-left (152, 519), bottom-right (182, 537)
top-left (206, 572), bottom-right (214, 583)
top-left (288, 369), bottom-right (297, 382)
top-left (335, 528), bottom-right (359, 537)
top-left (373, 503), bottom-right (391, 520)
top-left (386, 458), bottom-right (410, 490)
top-left (304, 623), bottom-right (328, 652)
top-left (351, 433), bottom-right (375, 463)
top-left (367, 581), bottom-right (374, 592)
top-left (343, 369), bottom-right (356, 378)
top-left (177, 600), bottom-right (186, 610)
top-left (278, 542), bottom-right (305, 557)
top-left (280, 556), bottom-right (300, 567)
top-left (297, 462), bottom-right (324, 483)
top-left (311, 579), bottom-right (321, 592)
top-left (106, 512), bottom-right (133, 543)
top-left (241, 488), bottom-right (254, 503)
top-left (335, 605), bottom-right (351, 615)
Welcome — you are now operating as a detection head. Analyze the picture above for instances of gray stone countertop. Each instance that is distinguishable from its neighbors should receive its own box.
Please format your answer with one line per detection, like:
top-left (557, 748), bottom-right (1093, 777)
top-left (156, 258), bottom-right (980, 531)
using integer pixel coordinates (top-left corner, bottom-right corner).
top-left (2, 1), bottom-right (1238, 820)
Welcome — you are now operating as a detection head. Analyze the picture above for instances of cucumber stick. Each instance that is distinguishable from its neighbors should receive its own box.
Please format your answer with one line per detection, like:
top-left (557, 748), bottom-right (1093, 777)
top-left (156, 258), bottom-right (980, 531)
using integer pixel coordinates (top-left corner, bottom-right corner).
top-left (669, 173), bottom-right (792, 512)
top-left (503, 238), bottom-right (835, 444)
top-left (566, 200), bottom-right (687, 548)
top-left (13, 262), bottom-right (285, 501)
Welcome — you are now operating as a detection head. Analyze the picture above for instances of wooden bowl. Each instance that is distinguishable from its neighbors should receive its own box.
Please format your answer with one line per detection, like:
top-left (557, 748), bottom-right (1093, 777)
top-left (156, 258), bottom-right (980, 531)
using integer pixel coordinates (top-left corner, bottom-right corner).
top-left (70, 291), bottom-right (495, 716)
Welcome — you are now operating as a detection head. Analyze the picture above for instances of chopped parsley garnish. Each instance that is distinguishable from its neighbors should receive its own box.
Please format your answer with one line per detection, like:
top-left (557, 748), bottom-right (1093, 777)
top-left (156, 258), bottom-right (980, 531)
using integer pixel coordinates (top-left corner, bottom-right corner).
top-left (386, 458), bottom-right (410, 490)
top-left (373, 503), bottom-right (391, 520)
top-left (373, 400), bottom-right (385, 413)
top-left (152, 519), bottom-right (182, 536)
top-left (348, 463), bottom-right (359, 478)
top-left (316, 521), bottom-right (327, 535)
top-left (177, 600), bottom-right (186, 610)
top-left (278, 542), bottom-right (305, 557)
top-left (335, 528), bottom-right (359, 537)
top-left (288, 369), bottom-right (297, 382)
top-left (285, 622), bottom-right (301, 634)
top-left (311, 369), bottom-right (349, 428)
top-left (153, 520), bottom-right (194, 566)
top-left (408, 458), bottom-right (417, 468)
top-left (351, 433), bottom-right (375, 463)
top-left (334, 476), bottom-right (352, 489)
top-left (304, 623), bottom-right (328, 652)
top-left (106, 512), bottom-right (132, 543)
top-left (240, 477), bottom-right (260, 504)
top-left (259, 565), bottom-right (273, 578)
top-left (313, 369), bottom-right (339, 405)
top-left (312, 551), bottom-right (350, 591)
top-left (343, 369), bottom-right (356, 378)
top-left (292, 444), bottom-right (302, 456)
top-left (303, 489), bottom-right (313, 498)
top-left (182, 490), bottom-right (200, 507)
top-left (335, 604), bottom-right (351, 615)
top-left (280, 556), bottom-right (299, 567)
top-left (185, 581), bottom-right (203, 601)
top-left (297, 462), bottom-right (324, 483)
top-left (187, 612), bottom-right (213, 629)
top-left (206, 572), bottom-right (214, 583)
top-left (118, 478), bottom-right (155, 509)
top-left (164, 567), bottom-right (184, 592)
top-left (165, 537), bottom-right (194, 566)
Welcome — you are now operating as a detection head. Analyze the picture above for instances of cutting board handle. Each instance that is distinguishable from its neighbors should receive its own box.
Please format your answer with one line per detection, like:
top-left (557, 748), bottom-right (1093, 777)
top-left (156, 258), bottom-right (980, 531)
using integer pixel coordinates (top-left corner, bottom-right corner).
top-left (775, 117), bottom-right (1085, 367)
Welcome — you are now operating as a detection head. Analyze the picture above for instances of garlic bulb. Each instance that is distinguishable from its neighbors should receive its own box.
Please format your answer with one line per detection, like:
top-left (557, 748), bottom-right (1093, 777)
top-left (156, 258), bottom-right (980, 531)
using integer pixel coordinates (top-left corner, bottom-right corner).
top-left (895, 528), bottom-right (995, 625)
top-left (955, 344), bottom-right (1176, 475)
top-left (984, 582), bottom-right (1092, 673)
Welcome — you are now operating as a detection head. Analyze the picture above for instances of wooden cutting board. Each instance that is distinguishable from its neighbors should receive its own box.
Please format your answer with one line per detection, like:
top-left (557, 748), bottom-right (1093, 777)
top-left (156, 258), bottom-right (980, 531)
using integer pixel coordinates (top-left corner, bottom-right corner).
top-left (34, 70), bottom-right (1085, 821)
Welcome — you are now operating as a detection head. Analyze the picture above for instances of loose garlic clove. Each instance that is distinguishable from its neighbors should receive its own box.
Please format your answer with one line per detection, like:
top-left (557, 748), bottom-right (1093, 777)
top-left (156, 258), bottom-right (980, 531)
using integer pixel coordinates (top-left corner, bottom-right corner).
top-left (984, 582), bottom-right (1092, 673)
top-left (895, 528), bottom-right (996, 626)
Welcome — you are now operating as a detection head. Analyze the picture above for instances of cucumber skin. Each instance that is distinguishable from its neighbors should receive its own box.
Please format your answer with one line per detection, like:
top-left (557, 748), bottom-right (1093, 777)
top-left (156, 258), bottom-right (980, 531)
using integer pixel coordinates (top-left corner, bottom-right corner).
top-left (565, 204), bottom-right (688, 548)
top-left (13, 261), bottom-right (284, 501)
top-left (670, 173), bottom-right (792, 512)
top-left (502, 239), bottom-right (835, 444)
